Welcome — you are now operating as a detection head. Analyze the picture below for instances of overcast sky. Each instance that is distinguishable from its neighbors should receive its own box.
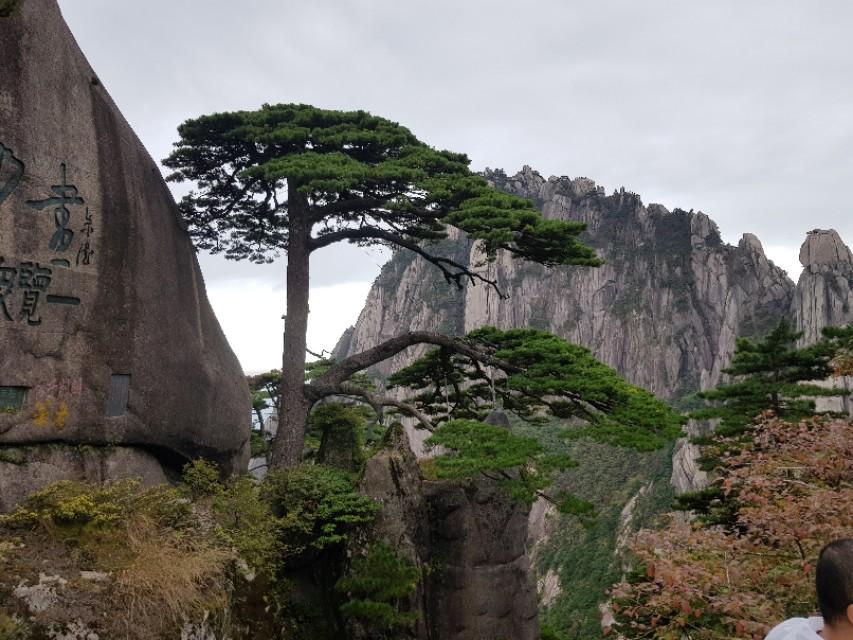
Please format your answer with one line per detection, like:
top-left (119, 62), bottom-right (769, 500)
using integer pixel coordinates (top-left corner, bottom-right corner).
top-left (57, 0), bottom-right (853, 373)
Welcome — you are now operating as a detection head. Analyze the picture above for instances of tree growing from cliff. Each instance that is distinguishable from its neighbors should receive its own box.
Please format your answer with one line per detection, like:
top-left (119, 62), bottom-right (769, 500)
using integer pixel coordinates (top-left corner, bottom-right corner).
top-left (386, 327), bottom-right (683, 512)
top-left (163, 104), bottom-right (601, 466)
top-left (163, 104), bottom-right (682, 469)
top-left (692, 319), bottom-right (843, 439)
top-left (679, 320), bottom-right (848, 523)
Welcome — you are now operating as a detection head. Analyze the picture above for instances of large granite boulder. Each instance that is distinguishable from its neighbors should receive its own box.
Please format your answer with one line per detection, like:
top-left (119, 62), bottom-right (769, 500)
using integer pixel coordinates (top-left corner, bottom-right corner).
top-left (0, 444), bottom-right (169, 512)
top-left (0, 0), bottom-right (250, 498)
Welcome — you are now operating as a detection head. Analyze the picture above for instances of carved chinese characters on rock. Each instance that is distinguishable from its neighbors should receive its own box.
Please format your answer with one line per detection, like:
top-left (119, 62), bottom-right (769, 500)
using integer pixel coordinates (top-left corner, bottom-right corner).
top-left (0, 143), bottom-right (24, 206)
top-left (26, 162), bottom-right (84, 252)
top-left (0, 145), bottom-right (88, 327)
top-left (0, 259), bottom-right (79, 326)
top-left (76, 207), bottom-right (94, 266)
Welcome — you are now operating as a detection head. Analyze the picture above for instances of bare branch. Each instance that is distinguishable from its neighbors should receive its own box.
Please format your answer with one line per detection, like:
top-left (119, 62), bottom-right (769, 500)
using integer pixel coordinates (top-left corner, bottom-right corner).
top-left (307, 381), bottom-right (436, 432)
top-left (312, 331), bottom-right (516, 389)
top-left (309, 227), bottom-right (507, 298)
top-left (312, 196), bottom-right (395, 220)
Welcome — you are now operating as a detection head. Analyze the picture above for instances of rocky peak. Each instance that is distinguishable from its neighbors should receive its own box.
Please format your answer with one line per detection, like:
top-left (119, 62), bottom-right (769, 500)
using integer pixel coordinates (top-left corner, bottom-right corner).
top-left (739, 233), bottom-right (765, 256)
top-left (339, 166), bottom-right (795, 402)
top-left (799, 229), bottom-right (853, 269)
top-left (793, 228), bottom-right (853, 345)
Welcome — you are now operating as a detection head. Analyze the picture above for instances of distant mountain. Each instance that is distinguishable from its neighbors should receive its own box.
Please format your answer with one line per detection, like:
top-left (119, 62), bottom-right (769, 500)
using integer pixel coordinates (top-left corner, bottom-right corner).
top-left (335, 166), bottom-right (802, 399)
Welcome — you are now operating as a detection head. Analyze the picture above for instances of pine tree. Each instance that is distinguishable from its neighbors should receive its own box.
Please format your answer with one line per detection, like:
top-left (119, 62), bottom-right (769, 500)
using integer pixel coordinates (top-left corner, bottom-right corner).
top-left (387, 327), bottom-right (685, 511)
top-left (164, 104), bottom-right (606, 468)
top-left (678, 319), bottom-right (848, 525)
top-left (692, 319), bottom-right (844, 438)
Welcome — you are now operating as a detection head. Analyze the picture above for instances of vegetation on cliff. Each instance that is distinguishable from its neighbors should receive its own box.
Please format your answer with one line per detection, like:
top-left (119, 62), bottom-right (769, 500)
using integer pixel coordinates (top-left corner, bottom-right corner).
top-left (0, 459), bottom-right (411, 640)
top-left (513, 418), bottom-right (676, 640)
top-left (389, 326), bottom-right (683, 513)
top-left (610, 416), bottom-right (853, 640)
top-left (163, 104), bottom-right (603, 470)
top-left (692, 319), bottom-right (844, 440)
top-left (610, 322), bottom-right (853, 639)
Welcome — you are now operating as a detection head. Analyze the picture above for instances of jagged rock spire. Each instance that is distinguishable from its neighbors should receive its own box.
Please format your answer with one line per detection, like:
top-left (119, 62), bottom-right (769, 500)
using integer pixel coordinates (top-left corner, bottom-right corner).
top-left (799, 229), bottom-right (853, 268)
top-left (793, 228), bottom-right (853, 345)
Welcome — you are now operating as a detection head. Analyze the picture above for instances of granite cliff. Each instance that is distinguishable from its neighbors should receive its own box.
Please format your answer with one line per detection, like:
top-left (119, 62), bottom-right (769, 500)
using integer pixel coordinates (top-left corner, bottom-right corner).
top-left (337, 168), bottom-right (853, 435)
top-left (794, 228), bottom-right (853, 344)
top-left (793, 229), bottom-right (853, 415)
top-left (349, 427), bottom-right (537, 640)
top-left (337, 167), bottom-right (795, 401)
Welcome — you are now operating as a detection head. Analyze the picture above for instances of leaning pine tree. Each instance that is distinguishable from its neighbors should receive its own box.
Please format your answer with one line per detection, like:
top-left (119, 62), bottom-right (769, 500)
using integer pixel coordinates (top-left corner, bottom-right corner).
top-left (164, 104), bottom-right (680, 470)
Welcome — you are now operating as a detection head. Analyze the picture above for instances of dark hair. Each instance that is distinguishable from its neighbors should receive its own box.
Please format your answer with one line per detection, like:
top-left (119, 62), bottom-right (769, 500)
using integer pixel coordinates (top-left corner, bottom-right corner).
top-left (816, 539), bottom-right (853, 626)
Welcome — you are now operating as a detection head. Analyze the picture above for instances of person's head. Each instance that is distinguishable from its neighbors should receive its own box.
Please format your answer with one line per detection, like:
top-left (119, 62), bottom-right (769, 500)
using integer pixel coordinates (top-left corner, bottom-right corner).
top-left (817, 539), bottom-right (853, 628)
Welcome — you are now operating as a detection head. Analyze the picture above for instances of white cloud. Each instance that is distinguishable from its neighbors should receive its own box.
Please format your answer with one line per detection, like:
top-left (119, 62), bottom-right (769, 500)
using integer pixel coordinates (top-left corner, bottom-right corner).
top-left (763, 245), bottom-right (803, 283)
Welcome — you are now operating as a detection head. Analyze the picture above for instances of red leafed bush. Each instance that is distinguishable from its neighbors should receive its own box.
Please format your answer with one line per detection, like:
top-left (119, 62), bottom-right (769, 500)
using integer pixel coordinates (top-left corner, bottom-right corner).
top-left (609, 417), bottom-right (853, 640)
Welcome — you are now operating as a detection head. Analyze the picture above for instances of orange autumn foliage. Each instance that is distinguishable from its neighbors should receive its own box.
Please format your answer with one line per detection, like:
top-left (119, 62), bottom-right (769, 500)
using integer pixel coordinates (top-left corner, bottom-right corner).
top-left (831, 348), bottom-right (853, 377)
top-left (610, 417), bottom-right (853, 640)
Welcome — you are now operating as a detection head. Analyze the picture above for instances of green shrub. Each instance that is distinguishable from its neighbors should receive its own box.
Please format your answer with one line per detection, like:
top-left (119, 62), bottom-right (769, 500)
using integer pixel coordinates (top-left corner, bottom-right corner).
top-left (212, 476), bottom-right (279, 576)
top-left (0, 479), bottom-right (192, 539)
top-left (311, 403), bottom-right (367, 471)
top-left (262, 464), bottom-right (379, 560)
top-left (0, 0), bottom-right (22, 19)
top-left (540, 623), bottom-right (568, 640)
top-left (250, 431), bottom-right (270, 458)
top-left (0, 479), bottom-right (229, 639)
top-left (0, 613), bottom-right (30, 640)
top-left (181, 459), bottom-right (222, 499)
top-left (337, 542), bottom-right (420, 632)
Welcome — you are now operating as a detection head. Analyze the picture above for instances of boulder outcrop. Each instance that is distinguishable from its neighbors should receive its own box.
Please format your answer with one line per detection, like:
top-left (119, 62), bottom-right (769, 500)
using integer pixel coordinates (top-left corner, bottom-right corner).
top-left (0, 444), bottom-right (168, 512)
top-left (0, 0), bottom-right (250, 498)
top-left (352, 427), bottom-right (538, 640)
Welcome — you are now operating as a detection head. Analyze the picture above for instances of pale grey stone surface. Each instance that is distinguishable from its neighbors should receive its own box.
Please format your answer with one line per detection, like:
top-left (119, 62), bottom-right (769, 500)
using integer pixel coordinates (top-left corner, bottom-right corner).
top-left (336, 167), bottom-right (795, 403)
top-left (0, 444), bottom-right (168, 512)
top-left (794, 229), bottom-right (853, 345)
top-left (352, 427), bottom-right (538, 640)
top-left (0, 0), bottom-right (250, 501)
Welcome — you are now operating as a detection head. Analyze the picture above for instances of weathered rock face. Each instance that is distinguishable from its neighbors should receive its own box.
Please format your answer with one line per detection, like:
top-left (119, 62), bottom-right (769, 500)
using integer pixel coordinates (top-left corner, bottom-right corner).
top-left (670, 435), bottom-right (709, 494)
top-left (339, 229), bottom-right (469, 383)
top-left (0, 0), bottom-right (250, 494)
top-left (0, 444), bottom-right (168, 512)
top-left (353, 428), bottom-right (538, 640)
top-left (337, 175), bottom-right (853, 637)
top-left (338, 167), bottom-right (795, 402)
top-left (794, 229), bottom-right (853, 344)
top-left (336, 167), bottom-right (800, 637)
top-left (793, 229), bottom-right (853, 415)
